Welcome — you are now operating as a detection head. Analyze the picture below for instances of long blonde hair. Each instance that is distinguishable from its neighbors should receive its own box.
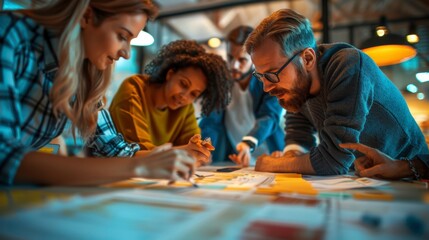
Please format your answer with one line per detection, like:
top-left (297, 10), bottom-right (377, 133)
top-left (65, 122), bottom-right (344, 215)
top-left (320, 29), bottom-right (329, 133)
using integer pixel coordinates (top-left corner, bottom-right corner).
top-left (18, 0), bottom-right (157, 141)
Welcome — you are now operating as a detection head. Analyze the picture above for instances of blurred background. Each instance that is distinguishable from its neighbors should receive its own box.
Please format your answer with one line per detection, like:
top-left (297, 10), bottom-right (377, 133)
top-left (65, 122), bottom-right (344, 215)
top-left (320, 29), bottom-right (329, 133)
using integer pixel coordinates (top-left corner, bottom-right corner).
top-left (2, 0), bottom-right (429, 141)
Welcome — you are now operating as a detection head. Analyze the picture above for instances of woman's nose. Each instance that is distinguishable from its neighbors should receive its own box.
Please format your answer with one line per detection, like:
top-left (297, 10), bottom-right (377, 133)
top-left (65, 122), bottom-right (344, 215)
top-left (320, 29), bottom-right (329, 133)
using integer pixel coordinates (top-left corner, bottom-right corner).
top-left (119, 47), bottom-right (129, 60)
top-left (180, 92), bottom-right (194, 104)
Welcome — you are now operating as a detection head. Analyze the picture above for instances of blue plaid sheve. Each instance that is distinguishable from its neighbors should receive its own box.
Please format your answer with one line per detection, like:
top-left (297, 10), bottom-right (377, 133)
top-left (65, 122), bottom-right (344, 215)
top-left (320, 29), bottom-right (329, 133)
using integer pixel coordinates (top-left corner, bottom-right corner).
top-left (0, 12), bottom-right (139, 185)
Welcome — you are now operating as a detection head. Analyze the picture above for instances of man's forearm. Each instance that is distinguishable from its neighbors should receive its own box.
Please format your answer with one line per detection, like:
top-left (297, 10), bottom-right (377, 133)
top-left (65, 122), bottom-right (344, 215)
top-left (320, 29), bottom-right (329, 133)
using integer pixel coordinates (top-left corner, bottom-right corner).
top-left (287, 153), bottom-right (316, 174)
top-left (255, 153), bottom-right (316, 174)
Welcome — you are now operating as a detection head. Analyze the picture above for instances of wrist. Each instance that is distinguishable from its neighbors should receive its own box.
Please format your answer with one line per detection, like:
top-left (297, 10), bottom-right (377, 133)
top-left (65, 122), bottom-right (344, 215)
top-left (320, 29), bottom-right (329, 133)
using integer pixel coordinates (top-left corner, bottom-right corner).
top-left (242, 140), bottom-right (256, 153)
top-left (400, 157), bottom-right (421, 180)
top-left (131, 156), bottom-right (151, 178)
top-left (397, 159), bottom-right (413, 178)
top-left (412, 157), bottom-right (428, 179)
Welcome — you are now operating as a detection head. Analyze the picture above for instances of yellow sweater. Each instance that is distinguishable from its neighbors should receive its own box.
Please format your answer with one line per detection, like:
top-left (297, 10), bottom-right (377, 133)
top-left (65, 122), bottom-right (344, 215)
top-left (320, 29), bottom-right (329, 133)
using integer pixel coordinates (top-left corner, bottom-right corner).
top-left (109, 75), bottom-right (200, 150)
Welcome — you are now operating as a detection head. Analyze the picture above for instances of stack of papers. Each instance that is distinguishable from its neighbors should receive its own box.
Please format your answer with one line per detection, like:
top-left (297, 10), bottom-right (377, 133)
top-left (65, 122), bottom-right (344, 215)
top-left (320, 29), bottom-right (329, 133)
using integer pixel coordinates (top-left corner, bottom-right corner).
top-left (307, 176), bottom-right (389, 190)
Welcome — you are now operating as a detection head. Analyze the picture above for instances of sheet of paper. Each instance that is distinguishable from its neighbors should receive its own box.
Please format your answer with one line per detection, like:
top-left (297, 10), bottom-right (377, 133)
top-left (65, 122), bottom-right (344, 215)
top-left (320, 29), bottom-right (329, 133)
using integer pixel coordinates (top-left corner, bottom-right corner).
top-left (306, 176), bottom-right (389, 190)
top-left (335, 199), bottom-right (429, 239)
top-left (184, 188), bottom-right (254, 201)
top-left (0, 190), bottom-right (234, 240)
top-left (219, 203), bottom-right (327, 240)
top-left (192, 172), bottom-right (274, 188)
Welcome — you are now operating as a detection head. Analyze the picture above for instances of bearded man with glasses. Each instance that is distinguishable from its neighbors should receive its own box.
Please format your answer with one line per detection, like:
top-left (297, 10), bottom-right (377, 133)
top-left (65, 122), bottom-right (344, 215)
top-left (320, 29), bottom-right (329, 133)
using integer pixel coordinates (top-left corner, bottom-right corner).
top-left (244, 9), bottom-right (428, 175)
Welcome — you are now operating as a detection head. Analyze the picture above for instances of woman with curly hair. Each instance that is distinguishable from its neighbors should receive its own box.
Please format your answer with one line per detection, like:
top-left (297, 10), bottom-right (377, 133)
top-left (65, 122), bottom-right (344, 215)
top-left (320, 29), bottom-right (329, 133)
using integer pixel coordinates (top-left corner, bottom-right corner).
top-left (0, 0), bottom-right (197, 186)
top-left (109, 40), bottom-right (232, 166)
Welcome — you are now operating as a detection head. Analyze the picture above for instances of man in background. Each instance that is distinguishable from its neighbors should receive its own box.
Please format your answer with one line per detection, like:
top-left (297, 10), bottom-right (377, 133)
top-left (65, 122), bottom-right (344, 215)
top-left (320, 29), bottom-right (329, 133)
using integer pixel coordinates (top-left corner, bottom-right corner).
top-left (200, 26), bottom-right (285, 166)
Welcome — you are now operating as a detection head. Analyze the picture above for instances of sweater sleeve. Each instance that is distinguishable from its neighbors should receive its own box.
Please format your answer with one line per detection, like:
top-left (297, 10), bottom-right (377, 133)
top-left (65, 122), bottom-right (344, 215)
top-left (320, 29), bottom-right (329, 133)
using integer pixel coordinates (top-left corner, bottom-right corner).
top-left (174, 105), bottom-right (201, 145)
top-left (285, 111), bottom-right (317, 150)
top-left (109, 76), bottom-right (156, 150)
top-left (416, 154), bottom-right (429, 169)
top-left (310, 48), bottom-right (373, 175)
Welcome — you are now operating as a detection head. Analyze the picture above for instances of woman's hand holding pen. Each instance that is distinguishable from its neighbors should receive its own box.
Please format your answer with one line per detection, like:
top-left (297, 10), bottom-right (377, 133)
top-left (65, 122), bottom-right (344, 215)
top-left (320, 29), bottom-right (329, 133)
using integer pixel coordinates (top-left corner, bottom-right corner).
top-left (134, 143), bottom-right (196, 181)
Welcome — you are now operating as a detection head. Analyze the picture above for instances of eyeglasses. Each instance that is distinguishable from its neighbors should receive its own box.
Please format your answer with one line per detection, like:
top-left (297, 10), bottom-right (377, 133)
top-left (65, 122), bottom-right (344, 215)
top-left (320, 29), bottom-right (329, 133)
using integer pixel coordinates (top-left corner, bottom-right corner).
top-left (253, 50), bottom-right (304, 83)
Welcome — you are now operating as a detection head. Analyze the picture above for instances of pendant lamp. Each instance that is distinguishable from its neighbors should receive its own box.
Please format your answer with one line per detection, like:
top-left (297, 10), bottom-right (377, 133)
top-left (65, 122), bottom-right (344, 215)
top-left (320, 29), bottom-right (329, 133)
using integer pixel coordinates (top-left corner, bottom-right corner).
top-left (360, 16), bottom-right (417, 67)
top-left (131, 30), bottom-right (154, 46)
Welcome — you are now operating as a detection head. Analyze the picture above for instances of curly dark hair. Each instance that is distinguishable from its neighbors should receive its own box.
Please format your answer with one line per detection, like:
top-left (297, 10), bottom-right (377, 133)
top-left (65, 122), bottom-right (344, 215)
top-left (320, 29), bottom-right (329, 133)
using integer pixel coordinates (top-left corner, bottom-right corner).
top-left (144, 40), bottom-right (232, 116)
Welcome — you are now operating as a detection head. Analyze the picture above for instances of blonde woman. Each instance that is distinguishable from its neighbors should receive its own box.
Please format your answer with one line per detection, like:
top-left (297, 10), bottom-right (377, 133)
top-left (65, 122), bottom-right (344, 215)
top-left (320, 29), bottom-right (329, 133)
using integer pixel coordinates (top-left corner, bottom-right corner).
top-left (0, 0), bottom-right (195, 186)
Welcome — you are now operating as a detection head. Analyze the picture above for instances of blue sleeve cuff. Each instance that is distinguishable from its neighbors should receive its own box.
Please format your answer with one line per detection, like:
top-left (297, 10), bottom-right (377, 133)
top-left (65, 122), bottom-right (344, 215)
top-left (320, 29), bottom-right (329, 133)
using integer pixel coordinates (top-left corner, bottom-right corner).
top-left (88, 133), bottom-right (140, 157)
top-left (0, 140), bottom-right (28, 185)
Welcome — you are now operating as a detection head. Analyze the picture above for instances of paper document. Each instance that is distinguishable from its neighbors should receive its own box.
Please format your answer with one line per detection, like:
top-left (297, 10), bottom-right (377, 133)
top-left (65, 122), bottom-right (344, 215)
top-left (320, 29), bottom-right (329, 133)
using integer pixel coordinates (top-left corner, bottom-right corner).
top-left (0, 190), bottom-right (234, 240)
top-left (307, 176), bottom-right (389, 190)
top-left (192, 172), bottom-right (274, 188)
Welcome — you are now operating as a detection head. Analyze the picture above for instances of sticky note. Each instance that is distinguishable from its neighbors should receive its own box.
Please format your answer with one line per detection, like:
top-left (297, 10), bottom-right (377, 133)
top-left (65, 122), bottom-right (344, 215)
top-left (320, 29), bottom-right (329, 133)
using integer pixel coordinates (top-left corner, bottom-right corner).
top-left (353, 192), bottom-right (393, 201)
top-left (275, 173), bottom-right (302, 179)
top-left (224, 186), bottom-right (252, 191)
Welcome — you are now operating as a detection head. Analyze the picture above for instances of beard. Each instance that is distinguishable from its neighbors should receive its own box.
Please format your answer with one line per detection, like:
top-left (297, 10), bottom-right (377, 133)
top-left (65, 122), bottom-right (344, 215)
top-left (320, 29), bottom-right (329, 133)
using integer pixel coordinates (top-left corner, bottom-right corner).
top-left (232, 67), bottom-right (253, 82)
top-left (273, 67), bottom-right (312, 113)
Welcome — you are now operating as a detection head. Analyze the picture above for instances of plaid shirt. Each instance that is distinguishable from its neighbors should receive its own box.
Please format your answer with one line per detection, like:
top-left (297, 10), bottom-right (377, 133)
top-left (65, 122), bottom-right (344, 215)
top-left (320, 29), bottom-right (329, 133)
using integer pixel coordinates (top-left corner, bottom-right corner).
top-left (0, 12), bottom-right (139, 185)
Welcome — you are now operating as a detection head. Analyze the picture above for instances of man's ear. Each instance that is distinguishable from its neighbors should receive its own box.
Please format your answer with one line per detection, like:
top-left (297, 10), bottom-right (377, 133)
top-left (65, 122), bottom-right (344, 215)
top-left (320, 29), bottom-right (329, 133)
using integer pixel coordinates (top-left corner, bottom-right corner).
top-left (302, 48), bottom-right (317, 71)
top-left (80, 7), bottom-right (93, 29)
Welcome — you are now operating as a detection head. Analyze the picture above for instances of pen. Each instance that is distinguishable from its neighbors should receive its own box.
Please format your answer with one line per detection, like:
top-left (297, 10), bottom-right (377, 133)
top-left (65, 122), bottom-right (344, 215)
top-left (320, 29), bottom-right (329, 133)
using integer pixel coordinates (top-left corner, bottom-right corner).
top-left (188, 168), bottom-right (198, 188)
top-left (167, 179), bottom-right (199, 188)
top-left (188, 178), bottom-right (199, 188)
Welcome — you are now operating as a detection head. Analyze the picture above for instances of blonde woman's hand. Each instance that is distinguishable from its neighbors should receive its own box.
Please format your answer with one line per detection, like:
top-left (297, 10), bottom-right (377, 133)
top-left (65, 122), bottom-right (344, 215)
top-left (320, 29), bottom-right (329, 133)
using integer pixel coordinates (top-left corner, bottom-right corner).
top-left (134, 144), bottom-right (196, 181)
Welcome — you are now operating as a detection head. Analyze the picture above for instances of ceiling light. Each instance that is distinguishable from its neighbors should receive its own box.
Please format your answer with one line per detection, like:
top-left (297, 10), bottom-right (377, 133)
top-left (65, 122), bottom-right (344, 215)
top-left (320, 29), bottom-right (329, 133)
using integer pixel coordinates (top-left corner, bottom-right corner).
top-left (131, 30), bottom-right (154, 46)
top-left (360, 16), bottom-right (417, 67)
top-left (406, 84), bottom-right (418, 93)
top-left (416, 72), bottom-right (429, 83)
top-left (208, 37), bottom-right (221, 48)
top-left (417, 92), bottom-right (425, 100)
top-left (406, 22), bottom-right (419, 44)
top-left (376, 26), bottom-right (388, 37)
top-left (407, 34), bottom-right (419, 44)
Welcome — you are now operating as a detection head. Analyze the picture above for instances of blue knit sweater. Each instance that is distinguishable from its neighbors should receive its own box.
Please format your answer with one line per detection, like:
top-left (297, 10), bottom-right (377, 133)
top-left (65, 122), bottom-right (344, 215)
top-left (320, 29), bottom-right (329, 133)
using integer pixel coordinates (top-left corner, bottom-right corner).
top-left (286, 43), bottom-right (429, 175)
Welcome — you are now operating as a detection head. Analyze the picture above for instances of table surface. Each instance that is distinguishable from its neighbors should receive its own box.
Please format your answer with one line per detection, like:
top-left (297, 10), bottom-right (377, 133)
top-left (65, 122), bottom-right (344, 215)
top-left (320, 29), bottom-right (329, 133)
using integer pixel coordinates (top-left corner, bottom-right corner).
top-left (1, 167), bottom-right (428, 240)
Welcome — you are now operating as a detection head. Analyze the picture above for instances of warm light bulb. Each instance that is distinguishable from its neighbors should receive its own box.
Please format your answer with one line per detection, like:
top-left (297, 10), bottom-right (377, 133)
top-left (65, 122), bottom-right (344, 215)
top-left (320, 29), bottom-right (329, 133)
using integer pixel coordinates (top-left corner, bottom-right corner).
top-left (208, 38), bottom-right (221, 48)
top-left (376, 26), bottom-right (388, 37)
top-left (406, 34), bottom-right (419, 44)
